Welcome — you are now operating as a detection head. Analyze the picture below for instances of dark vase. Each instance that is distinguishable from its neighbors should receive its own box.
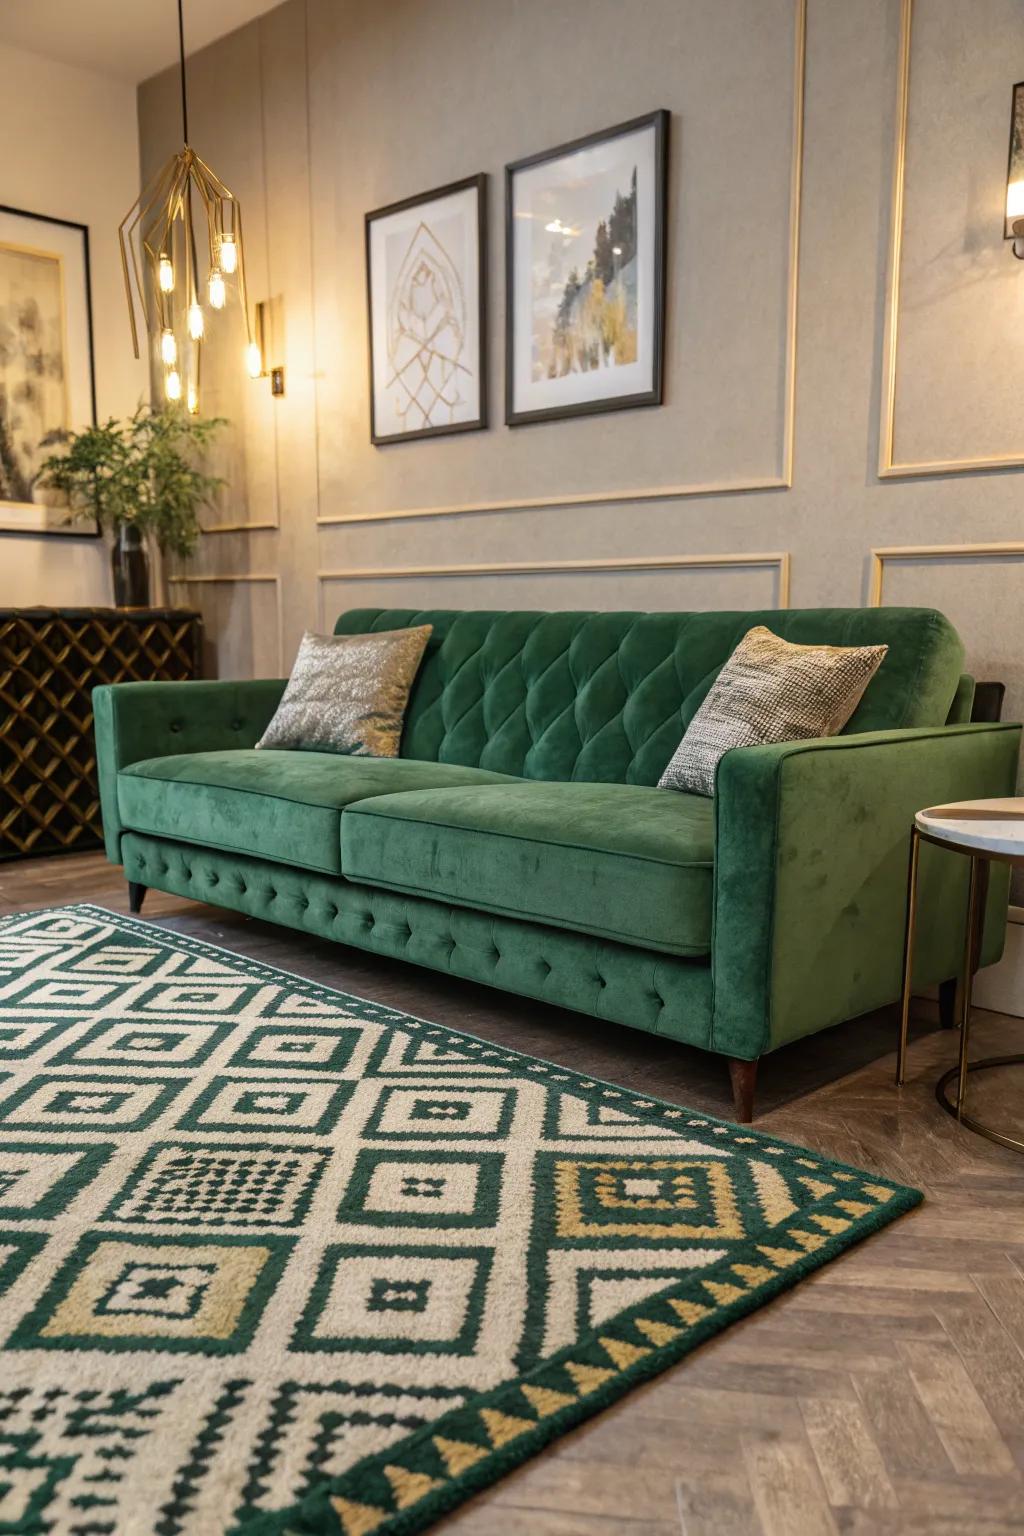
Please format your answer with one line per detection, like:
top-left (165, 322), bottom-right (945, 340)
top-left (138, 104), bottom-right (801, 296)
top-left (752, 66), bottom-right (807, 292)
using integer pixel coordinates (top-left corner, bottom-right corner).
top-left (111, 524), bottom-right (150, 609)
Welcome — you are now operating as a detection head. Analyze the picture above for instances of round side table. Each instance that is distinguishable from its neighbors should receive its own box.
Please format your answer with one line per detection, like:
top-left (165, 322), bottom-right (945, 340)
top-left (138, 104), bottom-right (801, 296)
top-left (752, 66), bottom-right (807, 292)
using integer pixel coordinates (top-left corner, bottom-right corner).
top-left (896, 797), bottom-right (1024, 1154)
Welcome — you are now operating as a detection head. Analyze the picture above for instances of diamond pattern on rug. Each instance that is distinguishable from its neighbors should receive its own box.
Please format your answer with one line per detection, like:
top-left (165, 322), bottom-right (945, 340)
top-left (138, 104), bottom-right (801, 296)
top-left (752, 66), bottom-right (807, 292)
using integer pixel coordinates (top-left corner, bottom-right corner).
top-left (0, 905), bottom-right (921, 1536)
top-left (176, 1075), bottom-right (354, 1134)
top-left (49, 1015), bottom-right (234, 1068)
top-left (338, 1149), bottom-right (503, 1230)
top-left (292, 1244), bottom-right (495, 1357)
top-left (226, 1023), bottom-right (375, 1075)
top-left (10, 1231), bottom-right (292, 1353)
top-left (0, 1073), bottom-right (186, 1131)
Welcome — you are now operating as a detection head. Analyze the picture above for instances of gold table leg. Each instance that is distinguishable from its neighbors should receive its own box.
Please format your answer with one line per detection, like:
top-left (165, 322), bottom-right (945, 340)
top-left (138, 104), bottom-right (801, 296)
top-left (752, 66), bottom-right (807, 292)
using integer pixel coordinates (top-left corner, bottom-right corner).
top-left (955, 855), bottom-right (982, 1119)
top-left (896, 823), bottom-right (921, 1087)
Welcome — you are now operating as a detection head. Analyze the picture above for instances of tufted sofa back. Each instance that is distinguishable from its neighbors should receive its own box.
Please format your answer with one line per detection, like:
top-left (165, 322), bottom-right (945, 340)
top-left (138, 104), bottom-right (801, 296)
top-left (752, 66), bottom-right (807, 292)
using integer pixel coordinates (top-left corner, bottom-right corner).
top-left (333, 607), bottom-right (965, 785)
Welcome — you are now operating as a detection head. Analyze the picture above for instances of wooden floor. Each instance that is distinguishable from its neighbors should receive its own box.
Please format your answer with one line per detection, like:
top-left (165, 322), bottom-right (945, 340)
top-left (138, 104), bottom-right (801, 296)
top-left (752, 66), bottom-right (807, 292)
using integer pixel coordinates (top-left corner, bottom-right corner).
top-left (4, 850), bottom-right (1024, 1536)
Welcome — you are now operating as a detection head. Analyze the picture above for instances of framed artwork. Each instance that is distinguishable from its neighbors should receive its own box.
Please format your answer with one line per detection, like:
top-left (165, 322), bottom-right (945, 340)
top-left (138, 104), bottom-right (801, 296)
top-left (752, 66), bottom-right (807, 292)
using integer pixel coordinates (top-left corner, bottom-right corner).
top-left (505, 109), bottom-right (668, 427)
top-left (366, 173), bottom-right (487, 444)
top-left (0, 205), bottom-right (97, 536)
top-left (1005, 79), bottom-right (1024, 240)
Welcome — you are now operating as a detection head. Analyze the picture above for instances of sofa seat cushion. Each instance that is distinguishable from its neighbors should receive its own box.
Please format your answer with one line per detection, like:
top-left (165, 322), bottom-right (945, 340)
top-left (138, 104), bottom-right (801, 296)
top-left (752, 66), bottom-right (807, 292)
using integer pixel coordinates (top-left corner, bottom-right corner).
top-left (117, 751), bottom-right (520, 876)
top-left (341, 782), bottom-right (715, 956)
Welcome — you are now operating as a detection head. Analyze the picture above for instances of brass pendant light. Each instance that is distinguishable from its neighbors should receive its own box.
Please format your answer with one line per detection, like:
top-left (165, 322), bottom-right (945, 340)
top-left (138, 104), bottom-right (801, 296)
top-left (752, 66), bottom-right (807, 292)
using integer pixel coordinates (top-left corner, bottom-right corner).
top-left (119, 0), bottom-right (259, 413)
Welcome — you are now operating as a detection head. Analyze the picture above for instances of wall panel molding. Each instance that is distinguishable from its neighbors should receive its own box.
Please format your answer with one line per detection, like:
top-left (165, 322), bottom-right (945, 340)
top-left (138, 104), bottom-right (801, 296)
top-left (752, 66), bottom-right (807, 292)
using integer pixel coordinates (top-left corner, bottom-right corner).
top-left (879, 0), bottom-right (1024, 479)
top-left (316, 0), bottom-right (806, 530)
top-left (317, 551), bottom-right (790, 624)
top-left (167, 572), bottom-right (284, 671)
top-left (869, 540), bottom-right (1024, 604)
top-left (201, 521), bottom-right (279, 535)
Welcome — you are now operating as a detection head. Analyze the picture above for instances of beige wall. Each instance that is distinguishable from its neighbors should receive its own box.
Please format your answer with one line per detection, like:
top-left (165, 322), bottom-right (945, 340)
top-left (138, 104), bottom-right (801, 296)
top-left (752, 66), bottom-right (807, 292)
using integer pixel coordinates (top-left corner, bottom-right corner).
top-left (0, 42), bottom-right (148, 606)
top-left (138, 0), bottom-right (1024, 727)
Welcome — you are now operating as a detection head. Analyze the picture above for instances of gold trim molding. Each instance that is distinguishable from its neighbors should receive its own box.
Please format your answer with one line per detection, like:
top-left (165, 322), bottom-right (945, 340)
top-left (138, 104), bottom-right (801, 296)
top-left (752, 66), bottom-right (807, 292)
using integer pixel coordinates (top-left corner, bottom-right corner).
top-left (167, 571), bottom-right (284, 670)
top-left (201, 520), bottom-right (279, 536)
top-left (317, 550), bottom-right (791, 625)
top-left (879, 0), bottom-right (1024, 479)
top-left (318, 0), bottom-right (806, 529)
top-left (869, 541), bottom-right (1024, 605)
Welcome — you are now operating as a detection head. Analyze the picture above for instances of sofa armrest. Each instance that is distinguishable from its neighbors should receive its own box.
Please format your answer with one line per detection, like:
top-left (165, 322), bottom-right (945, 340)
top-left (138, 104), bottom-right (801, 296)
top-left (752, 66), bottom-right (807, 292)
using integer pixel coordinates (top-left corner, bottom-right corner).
top-left (93, 678), bottom-right (286, 861)
top-left (710, 722), bottom-right (1022, 1059)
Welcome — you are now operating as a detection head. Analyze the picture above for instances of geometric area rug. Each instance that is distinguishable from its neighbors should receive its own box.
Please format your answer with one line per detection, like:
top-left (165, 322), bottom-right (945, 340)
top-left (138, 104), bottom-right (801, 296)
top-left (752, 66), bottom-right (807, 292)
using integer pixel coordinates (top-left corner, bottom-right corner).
top-left (0, 904), bottom-right (921, 1535)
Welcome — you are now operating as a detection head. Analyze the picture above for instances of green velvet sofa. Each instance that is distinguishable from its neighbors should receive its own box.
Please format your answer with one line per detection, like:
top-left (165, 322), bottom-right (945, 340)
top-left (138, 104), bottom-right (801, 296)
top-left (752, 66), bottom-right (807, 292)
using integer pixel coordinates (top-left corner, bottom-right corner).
top-left (93, 606), bottom-right (1021, 1120)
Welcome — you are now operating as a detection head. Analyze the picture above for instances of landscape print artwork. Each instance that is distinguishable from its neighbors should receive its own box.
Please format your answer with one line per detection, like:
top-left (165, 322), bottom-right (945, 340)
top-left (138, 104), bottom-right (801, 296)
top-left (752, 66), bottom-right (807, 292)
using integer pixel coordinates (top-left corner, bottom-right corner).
top-left (536, 164), bottom-right (638, 379)
top-left (0, 207), bottom-right (95, 535)
top-left (507, 110), bottom-right (667, 425)
top-left (0, 245), bottom-right (67, 505)
top-left (366, 175), bottom-right (486, 444)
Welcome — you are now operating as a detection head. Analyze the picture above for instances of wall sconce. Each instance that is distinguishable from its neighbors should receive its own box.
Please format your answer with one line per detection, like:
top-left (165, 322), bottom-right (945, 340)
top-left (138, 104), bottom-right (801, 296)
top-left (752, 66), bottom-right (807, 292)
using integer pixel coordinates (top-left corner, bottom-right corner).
top-left (1006, 80), bottom-right (1024, 259)
top-left (248, 297), bottom-right (286, 394)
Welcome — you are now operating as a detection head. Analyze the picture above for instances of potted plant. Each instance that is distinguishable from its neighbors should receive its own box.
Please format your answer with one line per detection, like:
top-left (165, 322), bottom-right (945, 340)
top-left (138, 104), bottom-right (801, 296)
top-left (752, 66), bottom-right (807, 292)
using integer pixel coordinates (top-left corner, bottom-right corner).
top-left (39, 405), bottom-right (225, 608)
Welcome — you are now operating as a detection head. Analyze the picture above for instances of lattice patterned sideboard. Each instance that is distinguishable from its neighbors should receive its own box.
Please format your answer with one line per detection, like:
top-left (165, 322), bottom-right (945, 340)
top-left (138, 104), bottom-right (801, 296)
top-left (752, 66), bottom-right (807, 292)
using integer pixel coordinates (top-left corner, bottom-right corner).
top-left (1, 607), bottom-right (202, 859)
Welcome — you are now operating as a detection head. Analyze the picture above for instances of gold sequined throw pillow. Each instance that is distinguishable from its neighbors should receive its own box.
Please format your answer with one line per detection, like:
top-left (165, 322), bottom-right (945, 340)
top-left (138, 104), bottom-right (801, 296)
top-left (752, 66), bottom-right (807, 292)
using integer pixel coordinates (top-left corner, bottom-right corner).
top-left (658, 626), bottom-right (888, 797)
top-left (255, 626), bottom-right (432, 757)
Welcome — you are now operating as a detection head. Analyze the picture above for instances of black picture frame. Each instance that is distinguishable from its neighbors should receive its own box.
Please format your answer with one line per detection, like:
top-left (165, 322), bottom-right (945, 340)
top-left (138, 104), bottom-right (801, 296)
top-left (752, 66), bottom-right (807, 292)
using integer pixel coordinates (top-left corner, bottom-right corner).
top-left (365, 173), bottom-right (488, 445)
top-left (0, 204), bottom-right (99, 539)
top-left (505, 109), bottom-right (669, 428)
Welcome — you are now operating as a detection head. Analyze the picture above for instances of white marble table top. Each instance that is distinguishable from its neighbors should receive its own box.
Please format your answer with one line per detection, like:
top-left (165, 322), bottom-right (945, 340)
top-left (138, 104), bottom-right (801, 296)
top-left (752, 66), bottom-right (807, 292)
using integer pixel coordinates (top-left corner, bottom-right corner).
top-left (916, 798), bottom-right (1024, 861)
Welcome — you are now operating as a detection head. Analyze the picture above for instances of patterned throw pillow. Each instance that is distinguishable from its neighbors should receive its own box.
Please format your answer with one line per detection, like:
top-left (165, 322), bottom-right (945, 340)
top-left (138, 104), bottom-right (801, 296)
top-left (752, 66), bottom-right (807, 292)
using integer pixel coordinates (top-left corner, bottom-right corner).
top-left (255, 626), bottom-right (432, 757)
top-left (658, 626), bottom-right (888, 797)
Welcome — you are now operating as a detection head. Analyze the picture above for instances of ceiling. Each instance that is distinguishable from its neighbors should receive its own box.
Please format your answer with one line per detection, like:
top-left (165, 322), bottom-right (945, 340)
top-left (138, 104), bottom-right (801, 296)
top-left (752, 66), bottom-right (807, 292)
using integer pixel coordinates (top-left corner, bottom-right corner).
top-left (0, 0), bottom-right (283, 84)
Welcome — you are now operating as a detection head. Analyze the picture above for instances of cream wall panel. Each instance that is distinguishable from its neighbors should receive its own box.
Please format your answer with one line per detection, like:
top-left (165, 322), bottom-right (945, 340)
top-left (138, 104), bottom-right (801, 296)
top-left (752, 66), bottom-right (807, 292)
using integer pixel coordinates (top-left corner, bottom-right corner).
top-left (0, 43), bottom-right (147, 606)
top-left (258, 1), bottom-right (319, 656)
top-left (168, 576), bottom-right (283, 678)
top-left (874, 548), bottom-right (1024, 743)
top-left (317, 555), bottom-right (788, 630)
top-left (140, 0), bottom-right (1024, 669)
top-left (307, 0), bottom-right (801, 522)
top-left (883, 0), bottom-right (1024, 472)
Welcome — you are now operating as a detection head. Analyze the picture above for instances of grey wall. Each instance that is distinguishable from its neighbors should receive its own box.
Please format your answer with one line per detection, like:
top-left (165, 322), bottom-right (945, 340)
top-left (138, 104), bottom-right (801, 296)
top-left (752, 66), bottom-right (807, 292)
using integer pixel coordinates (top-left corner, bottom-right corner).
top-left (137, 0), bottom-right (1024, 733)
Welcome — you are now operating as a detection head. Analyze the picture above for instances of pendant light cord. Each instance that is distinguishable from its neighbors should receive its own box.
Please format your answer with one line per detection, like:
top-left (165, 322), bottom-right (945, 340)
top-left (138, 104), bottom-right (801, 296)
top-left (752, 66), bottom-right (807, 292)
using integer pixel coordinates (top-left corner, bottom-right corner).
top-left (177, 0), bottom-right (189, 145)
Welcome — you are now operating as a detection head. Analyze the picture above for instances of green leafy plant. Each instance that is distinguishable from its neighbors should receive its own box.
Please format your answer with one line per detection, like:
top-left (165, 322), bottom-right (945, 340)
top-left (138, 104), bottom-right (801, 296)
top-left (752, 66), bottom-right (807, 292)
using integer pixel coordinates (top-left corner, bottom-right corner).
top-left (38, 404), bottom-right (226, 557)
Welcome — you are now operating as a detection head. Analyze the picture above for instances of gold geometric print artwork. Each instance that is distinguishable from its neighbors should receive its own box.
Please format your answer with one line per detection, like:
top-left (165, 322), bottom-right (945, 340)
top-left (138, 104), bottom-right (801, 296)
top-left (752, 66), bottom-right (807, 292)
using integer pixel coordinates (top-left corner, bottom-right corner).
top-left (0, 905), bottom-right (920, 1534)
top-left (386, 222), bottom-right (468, 432)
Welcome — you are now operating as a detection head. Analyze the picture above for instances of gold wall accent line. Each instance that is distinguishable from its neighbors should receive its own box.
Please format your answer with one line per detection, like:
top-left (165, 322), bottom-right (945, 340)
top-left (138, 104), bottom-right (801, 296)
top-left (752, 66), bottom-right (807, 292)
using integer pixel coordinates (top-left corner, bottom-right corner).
top-left (200, 521), bottom-right (279, 535)
top-left (167, 571), bottom-right (284, 670)
top-left (879, 0), bottom-right (1024, 478)
top-left (869, 540), bottom-right (1024, 606)
top-left (318, 478), bottom-right (791, 527)
top-left (316, 551), bottom-right (791, 624)
top-left (316, 0), bottom-right (806, 529)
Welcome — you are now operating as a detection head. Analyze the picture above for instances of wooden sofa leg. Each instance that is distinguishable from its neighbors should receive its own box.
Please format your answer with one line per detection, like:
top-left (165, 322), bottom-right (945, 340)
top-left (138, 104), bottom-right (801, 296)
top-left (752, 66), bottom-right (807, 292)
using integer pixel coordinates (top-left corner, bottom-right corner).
top-left (938, 977), bottom-right (959, 1029)
top-left (728, 1057), bottom-right (758, 1124)
top-left (127, 882), bottom-right (147, 915)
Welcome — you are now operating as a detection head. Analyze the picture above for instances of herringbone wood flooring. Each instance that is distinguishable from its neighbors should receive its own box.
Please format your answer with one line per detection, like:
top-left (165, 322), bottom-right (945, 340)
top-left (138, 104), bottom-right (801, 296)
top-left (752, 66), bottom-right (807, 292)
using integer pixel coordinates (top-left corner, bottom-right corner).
top-left (3, 850), bottom-right (1023, 1535)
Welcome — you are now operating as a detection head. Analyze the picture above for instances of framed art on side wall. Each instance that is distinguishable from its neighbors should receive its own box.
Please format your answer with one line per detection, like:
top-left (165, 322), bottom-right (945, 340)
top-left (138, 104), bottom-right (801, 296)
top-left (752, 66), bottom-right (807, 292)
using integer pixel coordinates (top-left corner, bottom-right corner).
top-left (366, 173), bottom-right (487, 445)
top-left (506, 109), bottom-right (668, 427)
top-left (0, 205), bottom-right (97, 536)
